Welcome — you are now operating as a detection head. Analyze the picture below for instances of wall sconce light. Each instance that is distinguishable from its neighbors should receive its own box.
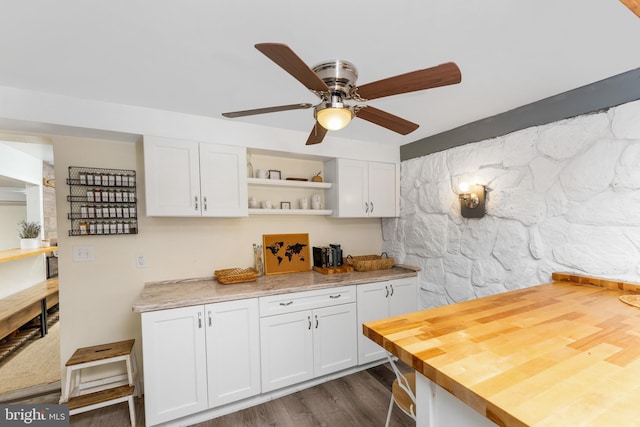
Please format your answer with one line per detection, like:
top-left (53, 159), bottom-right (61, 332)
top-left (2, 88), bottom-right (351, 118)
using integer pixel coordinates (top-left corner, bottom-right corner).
top-left (459, 182), bottom-right (486, 218)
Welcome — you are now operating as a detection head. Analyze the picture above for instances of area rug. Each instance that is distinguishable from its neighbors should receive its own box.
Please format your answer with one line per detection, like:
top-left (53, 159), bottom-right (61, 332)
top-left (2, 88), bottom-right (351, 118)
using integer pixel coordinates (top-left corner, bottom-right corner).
top-left (0, 313), bottom-right (60, 394)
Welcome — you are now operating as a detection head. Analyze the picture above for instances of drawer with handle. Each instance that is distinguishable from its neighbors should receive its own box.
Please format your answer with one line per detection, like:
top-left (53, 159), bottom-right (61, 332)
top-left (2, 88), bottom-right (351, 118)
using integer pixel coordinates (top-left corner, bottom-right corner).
top-left (259, 285), bottom-right (355, 317)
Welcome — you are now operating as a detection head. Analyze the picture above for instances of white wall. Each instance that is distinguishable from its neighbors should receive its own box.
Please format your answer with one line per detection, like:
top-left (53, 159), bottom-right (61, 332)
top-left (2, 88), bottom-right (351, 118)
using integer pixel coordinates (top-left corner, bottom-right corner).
top-left (0, 143), bottom-right (43, 229)
top-left (0, 143), bottom-right (46, 298)
top-left (0, 204), bottom-right (26, 250)
top-left (53, 135), bottom-right (383, 374)
top-left (0, 143), bottom-right (42, 186)
top-left (383, 99), bottom-right (640, 309)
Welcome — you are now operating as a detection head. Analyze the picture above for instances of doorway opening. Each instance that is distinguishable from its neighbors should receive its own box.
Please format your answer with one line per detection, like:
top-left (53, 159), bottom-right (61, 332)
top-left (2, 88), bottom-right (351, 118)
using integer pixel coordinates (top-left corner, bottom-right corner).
top-left (0, 139), bottom-right (60, 402)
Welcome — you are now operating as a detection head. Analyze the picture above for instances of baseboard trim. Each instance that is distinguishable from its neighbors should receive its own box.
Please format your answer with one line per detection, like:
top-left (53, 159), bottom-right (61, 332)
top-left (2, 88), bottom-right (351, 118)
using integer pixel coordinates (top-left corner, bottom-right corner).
top-left (0, 380), bottom-right (61, 404)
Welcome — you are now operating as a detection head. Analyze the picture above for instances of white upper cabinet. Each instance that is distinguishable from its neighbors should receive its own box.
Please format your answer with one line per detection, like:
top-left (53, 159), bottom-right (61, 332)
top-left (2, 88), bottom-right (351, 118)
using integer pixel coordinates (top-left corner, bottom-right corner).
top-left (144, 135), bottom-right (247, 217)
top-left (324, 158), bottom-right (399, 217)
top-left (144, 136), bottom-right (200, 216)
top-left (367, 161), bottom-right (398, 217)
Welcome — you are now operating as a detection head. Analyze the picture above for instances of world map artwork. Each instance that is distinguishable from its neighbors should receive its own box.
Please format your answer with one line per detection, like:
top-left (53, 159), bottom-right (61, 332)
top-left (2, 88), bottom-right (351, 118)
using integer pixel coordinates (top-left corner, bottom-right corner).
top-left (265, 241), bottom-right (307, 265)
top-left (262, 233), bottom-right (311, 274)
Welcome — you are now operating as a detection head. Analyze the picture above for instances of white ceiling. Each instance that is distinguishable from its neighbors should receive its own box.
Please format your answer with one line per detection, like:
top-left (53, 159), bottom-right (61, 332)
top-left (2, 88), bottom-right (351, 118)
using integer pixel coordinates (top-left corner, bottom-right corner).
top-left (0, 1), bottom-right (639, 147)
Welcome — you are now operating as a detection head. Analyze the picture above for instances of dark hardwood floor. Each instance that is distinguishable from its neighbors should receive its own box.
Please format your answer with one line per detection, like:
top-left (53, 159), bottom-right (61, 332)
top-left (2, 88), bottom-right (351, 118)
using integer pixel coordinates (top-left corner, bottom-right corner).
top-left (10, 363), bottom-right (414, 427)
top-left (193, 367), bottom-right (413, 427)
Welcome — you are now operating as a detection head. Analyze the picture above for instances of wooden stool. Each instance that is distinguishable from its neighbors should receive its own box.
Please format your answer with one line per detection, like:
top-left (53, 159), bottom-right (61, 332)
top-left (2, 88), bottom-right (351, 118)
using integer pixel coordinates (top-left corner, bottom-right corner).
top-left (60, 339), bottom-right (140, 426)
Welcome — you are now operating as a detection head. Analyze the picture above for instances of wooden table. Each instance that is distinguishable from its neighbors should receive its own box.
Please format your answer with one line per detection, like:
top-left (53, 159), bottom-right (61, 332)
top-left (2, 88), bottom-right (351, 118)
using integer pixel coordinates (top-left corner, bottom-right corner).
top-left (0, 278), bottom-right (59, 340)
top-left (363, 273), bottom-right (640, 426)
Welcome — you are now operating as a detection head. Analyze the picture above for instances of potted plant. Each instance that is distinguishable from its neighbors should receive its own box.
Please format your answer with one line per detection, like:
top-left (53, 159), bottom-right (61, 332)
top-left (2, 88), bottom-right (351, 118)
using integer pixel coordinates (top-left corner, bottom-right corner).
top-left (18, 220), bottom-right (42, 249)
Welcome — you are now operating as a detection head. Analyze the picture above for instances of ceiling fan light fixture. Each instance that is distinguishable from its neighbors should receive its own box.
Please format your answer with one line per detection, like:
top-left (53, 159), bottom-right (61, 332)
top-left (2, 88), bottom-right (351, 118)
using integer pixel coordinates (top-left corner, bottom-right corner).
top-left (316, 106), bottom-right (353, 131)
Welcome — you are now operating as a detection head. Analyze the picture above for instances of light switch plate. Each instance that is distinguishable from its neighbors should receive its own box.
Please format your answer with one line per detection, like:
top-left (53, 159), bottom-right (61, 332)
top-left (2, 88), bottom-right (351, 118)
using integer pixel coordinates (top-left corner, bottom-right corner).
top-left (136, 253), bottom-right (147, 269)
top-left (72, 245), bottom-right (94, 262)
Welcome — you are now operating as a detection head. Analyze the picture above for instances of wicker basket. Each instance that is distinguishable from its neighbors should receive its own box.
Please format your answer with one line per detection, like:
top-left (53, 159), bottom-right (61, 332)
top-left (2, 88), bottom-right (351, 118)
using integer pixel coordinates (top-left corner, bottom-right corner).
top-left (214, 267), bottom-right (258, 285)
top-left (345, 253), bottom-right (394, 272)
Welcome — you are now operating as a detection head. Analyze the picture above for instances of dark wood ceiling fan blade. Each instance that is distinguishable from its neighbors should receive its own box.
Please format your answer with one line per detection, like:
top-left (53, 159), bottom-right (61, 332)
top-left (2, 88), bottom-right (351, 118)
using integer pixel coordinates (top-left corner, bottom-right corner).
top-left (355, 62), bottom-right (462, 100)
top-left (255, 43), bottom-right (330, 93)
top-left (355, 106), bottom-right (419, 135)
top-left (222, 103), bottom-right (312, 118)
top-left (305, 122), bottom-right (328, 145)
top-left (621, 0), bottom-right (640, 18)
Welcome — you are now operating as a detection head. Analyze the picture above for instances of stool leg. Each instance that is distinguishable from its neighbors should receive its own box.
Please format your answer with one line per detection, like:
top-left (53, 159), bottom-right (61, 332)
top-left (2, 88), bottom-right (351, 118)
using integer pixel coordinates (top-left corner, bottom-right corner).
top-left (125, 355), bottom-right (134, 386)
top-left (61, 367), bottom-right (73, 403)
top-left (127, 395), bottom-right (136, 426)
top-left (130, 351), bottom-right (142, 397)
top-left (72, 369), bottom-right (81, 396)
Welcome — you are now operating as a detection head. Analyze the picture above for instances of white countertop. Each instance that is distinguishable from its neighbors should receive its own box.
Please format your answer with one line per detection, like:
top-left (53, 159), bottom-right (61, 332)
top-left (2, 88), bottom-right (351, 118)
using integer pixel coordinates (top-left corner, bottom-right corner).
top-left (132, 265), bottom-right (419, 313)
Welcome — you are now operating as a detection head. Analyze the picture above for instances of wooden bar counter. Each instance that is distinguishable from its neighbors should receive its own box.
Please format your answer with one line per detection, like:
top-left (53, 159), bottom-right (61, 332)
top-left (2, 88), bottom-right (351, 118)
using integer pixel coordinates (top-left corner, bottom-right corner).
top-left (363, 272), bottom-right (640, 427)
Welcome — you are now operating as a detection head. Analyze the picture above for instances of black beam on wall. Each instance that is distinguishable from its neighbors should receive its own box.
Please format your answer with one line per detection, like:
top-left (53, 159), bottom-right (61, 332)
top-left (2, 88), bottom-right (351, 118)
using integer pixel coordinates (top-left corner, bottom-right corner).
top-left (400, 67), bottom-right (640, 161)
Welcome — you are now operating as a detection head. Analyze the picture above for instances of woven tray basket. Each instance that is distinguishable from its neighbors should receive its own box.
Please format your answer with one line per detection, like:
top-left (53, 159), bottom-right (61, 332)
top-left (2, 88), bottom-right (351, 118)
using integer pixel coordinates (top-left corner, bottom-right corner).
top-left (345, 253), bottom-right (394, 272)
top-left (214, 267), bottom-right (258, 285)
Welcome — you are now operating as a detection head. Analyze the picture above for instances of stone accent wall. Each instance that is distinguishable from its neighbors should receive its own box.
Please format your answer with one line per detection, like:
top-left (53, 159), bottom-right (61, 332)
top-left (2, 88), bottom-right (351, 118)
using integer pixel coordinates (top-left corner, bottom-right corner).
top-left (382, 99), bottom-right (640, 309)
top-left (42, 161), bottom-right (57, 243)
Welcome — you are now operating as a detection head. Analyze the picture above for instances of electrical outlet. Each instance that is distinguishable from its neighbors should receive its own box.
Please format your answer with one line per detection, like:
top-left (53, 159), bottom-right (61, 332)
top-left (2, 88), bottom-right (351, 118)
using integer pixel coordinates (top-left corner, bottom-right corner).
top-left (136, 254), bottom-right (147, 269)
top-left (72, 246), bottom-right (94, 262)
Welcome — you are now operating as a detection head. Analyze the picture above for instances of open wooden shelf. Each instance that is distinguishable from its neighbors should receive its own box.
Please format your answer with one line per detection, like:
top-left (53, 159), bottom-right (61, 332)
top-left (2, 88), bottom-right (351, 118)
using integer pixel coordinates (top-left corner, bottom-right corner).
top-left (0, 246), bottom-right (58, 263)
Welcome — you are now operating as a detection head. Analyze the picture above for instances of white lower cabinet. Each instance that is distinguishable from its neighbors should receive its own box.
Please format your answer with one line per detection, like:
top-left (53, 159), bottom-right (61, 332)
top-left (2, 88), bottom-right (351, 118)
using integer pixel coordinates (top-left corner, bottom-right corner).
top-left (259, 310), bottom-right (314, 390)
top-left (139, 277), bottom-right (417, 425)
top-left (141, 299), bottom-right (260, 426)
top-left (205, 299), bottom-right (261, 407)
top-left (356, 277), bottom-right (418, 364)
top-left (259, 287), bottom-right (358, 393)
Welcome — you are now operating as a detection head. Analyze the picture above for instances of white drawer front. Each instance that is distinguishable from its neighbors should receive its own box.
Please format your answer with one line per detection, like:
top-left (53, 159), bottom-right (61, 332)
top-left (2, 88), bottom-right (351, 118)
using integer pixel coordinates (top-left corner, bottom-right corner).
top-left (259, 286), bottom-right (355, 317)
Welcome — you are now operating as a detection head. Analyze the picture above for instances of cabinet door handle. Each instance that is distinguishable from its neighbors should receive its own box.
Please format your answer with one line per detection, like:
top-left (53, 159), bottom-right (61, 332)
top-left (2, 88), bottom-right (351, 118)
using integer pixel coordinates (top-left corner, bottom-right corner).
top-left (194, 196), bottom-right (199, 211)
top-left (203, 196), bottom-right (208, 211)
top-left (208, 310), bottom-right (212, 327)
top-left (390, 284), bottom-right (394, 296)
top-left (385, 285), bottom-right (389, 298)
top-left (279, 301), bottom-right (294, 306)
top-left (315, 314), bottom-right (319, 329)
top-left (370, 201), bottom-right (374, 214)
top-left (198, 312), bottom-right (202, 329)
top-left (364, 202), bottom-right (369, 213)
top-left (329, 294), bottom-right (341, 299)
top-left (308, 316), bottom-right (311, 330)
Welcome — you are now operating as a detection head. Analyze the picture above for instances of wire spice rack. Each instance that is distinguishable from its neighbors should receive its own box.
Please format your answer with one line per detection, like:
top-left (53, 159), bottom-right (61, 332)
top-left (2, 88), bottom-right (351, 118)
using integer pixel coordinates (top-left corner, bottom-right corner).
top-left (67, 166), bottom-right (139, 236)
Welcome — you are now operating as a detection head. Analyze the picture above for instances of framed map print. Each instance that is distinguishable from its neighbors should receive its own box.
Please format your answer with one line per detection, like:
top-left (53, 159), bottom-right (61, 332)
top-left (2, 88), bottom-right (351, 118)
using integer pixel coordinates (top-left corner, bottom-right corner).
top-left (262, 233), bottom-right (310, 275)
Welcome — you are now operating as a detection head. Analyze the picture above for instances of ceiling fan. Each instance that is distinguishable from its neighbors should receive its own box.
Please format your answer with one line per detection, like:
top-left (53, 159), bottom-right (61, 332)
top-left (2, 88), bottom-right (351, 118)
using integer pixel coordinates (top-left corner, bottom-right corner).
top-left (222, 43), bottom-right (462, 145)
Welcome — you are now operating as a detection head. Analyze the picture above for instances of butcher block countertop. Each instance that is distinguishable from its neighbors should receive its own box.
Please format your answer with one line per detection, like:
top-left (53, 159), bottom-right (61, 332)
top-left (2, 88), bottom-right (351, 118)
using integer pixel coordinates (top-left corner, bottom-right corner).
top-left (132, 265), bottom-right (418, 313)
top-left (363, 272), bottom-right (640, 427)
